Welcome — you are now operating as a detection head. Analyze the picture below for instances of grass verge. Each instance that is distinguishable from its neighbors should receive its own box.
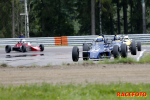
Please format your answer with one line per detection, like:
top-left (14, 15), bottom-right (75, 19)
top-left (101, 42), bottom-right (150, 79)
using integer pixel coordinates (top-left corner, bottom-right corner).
top-left (97, 57), bottom-right (137, 64)
top-left (0, 82), bottom-right (149, 100)
top-left (97, 53), bottom-right (150, 64)
top-left (138, 53), bottom-right (150, 63)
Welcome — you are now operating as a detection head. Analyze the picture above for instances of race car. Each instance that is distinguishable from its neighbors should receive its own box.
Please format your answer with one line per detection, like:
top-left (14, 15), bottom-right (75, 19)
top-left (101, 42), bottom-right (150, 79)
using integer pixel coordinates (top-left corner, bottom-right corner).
top-left (5, 39), bottom-right (44, 53)
top-left (123, 35), bottom-right (132, 46)
top-left (72, 35), bottom-right (127, 62)
top-left (122, 35), bottom-right (141, 54)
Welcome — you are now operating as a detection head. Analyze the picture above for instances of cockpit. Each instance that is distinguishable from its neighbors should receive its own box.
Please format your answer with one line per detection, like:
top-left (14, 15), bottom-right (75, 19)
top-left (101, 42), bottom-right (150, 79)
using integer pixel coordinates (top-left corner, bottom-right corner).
top-left (92, 40), bottom-right (104, 45)
top-left (20, 39), bottom-right (26, 43)
top-left (19, 39), bottom-right (31, 45)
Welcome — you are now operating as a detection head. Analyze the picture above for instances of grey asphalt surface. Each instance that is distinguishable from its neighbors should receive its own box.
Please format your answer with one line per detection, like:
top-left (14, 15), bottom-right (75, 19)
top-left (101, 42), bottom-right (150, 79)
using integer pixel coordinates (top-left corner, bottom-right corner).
top-left (0, 45), bottom-right (149, 67)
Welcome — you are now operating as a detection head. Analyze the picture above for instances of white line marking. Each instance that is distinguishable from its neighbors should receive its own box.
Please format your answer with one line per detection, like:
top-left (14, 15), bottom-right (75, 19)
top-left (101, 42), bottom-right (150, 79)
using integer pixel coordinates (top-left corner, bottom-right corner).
top-left (137, 49), bottom-right (146, 61)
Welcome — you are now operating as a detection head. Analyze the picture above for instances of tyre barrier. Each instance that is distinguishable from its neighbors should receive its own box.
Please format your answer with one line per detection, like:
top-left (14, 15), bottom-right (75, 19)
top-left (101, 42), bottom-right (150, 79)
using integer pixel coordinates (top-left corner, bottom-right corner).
top-left (61, 36), bottom-right (68, 46)
top-left (55, 37), bottom-right (61, 46)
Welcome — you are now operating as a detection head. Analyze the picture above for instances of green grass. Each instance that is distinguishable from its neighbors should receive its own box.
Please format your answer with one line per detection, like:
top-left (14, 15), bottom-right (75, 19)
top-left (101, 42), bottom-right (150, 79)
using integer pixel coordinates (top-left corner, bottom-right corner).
top-left (138, 53), bottom-right (150, 63)
top-left (97, 57), bottom-right (137, 64)
top-left (83, 60), bottom-right (94, 64)
top-left (0, 82), bottom-right (149, 100)
top-left (62, 62), bottom-right (67, 65)
top-left (44, 63), bottom-right (51, 67)
top-left (97, 53), bottom-right (150, 64)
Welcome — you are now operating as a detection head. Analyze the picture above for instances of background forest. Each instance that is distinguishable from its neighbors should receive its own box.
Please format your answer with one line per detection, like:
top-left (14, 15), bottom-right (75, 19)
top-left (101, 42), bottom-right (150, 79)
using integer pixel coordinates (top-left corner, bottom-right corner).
top-left (0, 0), bottom-right (150, 38)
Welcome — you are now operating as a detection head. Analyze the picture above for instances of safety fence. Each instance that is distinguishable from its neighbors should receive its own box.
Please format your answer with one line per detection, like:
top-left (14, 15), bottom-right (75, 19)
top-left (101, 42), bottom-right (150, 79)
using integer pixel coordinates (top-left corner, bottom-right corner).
top-left (0, 34), bottom-right (150, 47)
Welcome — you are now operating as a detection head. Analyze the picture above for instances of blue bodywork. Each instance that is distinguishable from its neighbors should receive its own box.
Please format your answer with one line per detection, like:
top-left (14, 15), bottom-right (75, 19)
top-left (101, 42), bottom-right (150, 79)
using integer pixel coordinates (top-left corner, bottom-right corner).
top-left (109, 41), bottom-right (123, 52)
top-left (87, 41), bottom-right (111, 59)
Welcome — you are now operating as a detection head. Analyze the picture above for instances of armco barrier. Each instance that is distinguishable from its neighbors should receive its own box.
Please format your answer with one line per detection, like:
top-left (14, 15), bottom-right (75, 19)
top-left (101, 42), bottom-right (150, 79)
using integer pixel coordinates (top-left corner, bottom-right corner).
top-left (0, 37), bottom-right (55, 47)
top-left (0, 34), bottom-right (150, 47)
top-left (67, 34), bottom-right (150, 46)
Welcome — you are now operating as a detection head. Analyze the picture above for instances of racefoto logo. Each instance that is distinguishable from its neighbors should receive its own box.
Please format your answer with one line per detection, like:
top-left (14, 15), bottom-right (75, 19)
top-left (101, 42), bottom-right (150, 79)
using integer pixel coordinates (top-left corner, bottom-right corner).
top-left (117, 92), bottom-right (147, 97)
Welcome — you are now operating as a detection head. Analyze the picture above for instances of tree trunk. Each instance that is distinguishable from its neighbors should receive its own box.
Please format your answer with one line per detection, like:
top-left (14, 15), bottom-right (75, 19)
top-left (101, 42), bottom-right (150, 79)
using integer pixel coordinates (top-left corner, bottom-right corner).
top-left (117, 0), bottom-right (120, 34)
top-left (91, 0), bottom-right (95, 35)
top-left (58, 0), bottom-right (61, 36)
top-left (12, 0), bottom-right (15, 38)
top-left (110, 14), bottom-right (113, 35)
top-left (136, 0), bottom-right (142, 33)
top-left (142, 0), bottom-right (146, 33)
top-left (130, 0), bottom-right (133, 33)
top-left (122, 0), bottom-right (128, 34)
top-left (99, 0), bottom-right (102, 35)
top-left (41, 0), bottom-right (44, 37)
top-left (17, 1), bottom-right (19, 36)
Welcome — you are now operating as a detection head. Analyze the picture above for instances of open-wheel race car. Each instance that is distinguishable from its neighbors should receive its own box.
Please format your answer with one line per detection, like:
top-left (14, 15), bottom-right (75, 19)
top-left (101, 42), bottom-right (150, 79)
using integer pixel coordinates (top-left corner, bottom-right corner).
top-left (111, 35), bottom-right (141, 56)
top-left (122, 35), bottom-right (141, 55)
top-left (72, 35), bottom-right (128, 62)
top-left (5, 39), bottom-right (44, 53)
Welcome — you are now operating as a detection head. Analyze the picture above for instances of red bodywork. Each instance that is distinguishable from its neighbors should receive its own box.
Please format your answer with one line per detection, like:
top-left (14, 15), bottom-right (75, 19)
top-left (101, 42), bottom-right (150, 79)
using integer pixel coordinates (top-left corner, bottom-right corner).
top-left (14, 43), bottom-right (41, 51)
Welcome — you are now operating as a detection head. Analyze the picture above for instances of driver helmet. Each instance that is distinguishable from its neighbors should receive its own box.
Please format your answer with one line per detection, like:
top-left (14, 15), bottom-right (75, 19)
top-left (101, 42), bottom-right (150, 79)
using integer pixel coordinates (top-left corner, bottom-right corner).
top-left (124, 36), bottom-right (129, 40)
top-left (114, 35), bottom-right (121, 40)
top-left (95, 36), bottom-right (104, 42)
top-left (20, 39), bottom-right (26, 43)
top-left (99, 34), bottom-right (104, 37)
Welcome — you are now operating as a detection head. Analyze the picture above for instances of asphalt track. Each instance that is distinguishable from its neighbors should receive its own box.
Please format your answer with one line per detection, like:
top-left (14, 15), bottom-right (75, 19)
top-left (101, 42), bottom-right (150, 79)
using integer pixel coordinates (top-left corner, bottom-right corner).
top-left (0, 45), bottom-right (149, 67)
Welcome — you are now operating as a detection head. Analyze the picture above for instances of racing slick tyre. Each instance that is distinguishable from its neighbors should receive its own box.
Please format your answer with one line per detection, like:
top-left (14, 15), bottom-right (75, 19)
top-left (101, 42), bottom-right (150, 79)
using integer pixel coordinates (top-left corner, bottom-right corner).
top-left (72, 46), bottom-right (79, 62)
top-left (131, 41), bottom-right (136, 55)
top-left (83, 43), bottom-right (89, 60)
top-left (21, 45), bottom-right (26, 52)
top-left (39, 44), bottom-right (44, 51)
top-left (121, 44), bottom-right (128, 58)
top-left (5, 45), bottom-right (11, 53)
top-left (113, 45), bottom-right (119, 58)
top-left (137, 41), bottom-right (141, 51)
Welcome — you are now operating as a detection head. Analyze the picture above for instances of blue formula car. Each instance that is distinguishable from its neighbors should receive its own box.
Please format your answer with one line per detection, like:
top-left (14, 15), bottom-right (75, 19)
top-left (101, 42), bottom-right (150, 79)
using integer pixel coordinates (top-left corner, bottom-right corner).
top-left (72, 35), bottom-right (128, 62)
top-left (109, 35), bottom-right (137, 57)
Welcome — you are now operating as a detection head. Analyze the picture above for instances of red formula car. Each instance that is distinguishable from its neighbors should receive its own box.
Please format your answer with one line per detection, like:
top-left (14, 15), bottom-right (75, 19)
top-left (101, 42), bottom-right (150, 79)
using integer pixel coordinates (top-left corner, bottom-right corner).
top-left (5, 39), bottom-right (44, 53)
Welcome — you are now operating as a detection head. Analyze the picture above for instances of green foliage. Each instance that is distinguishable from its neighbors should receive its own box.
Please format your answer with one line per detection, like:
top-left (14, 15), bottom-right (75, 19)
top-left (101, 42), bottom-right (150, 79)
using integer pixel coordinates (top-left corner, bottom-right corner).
top-left (0, 0), bottom-right (12, 38)
top-left (0, 82), bottom-right (149, 100)
top-left (0, 0), bottom-right (150, 37)
top-left (29, 0), bottom-right (75, 37)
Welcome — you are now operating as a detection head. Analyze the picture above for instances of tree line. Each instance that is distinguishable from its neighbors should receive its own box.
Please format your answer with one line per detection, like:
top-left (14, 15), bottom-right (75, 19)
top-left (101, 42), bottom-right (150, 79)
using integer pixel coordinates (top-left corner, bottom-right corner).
top-left (0, 0), bottom-right (150, 38)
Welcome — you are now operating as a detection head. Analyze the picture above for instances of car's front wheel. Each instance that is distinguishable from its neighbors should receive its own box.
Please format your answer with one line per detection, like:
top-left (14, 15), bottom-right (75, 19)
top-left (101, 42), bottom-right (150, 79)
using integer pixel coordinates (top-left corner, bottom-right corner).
top-left (5, 45), bottom-right (11, 53)
top-left (83, 43), bottom-right (89, 60)
top-left (72, 46), bottom-right (79, 62)
top-left (113, 45), bottom-right (119, 58)
top-left (131, 41), bottom-right (136, 55)
top-left (21, 45), bottom-right (26, 52)
top-left (121, 44), bottom-right (128, 58)
top-left (137, 41), bottom-right (141, 51)
top-left (39, 44), bottom-right (44, 51)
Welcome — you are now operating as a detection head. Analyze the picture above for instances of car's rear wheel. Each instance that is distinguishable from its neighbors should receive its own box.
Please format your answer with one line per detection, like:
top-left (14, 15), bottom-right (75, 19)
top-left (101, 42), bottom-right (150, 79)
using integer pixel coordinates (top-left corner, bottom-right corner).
top-left (72, 46), bottom-right (79, 62)
top-left (83, 43), bottom-right (89, 60)
top-left (131, 41), bottom-right (136, 55)
top-left (21, 45), bottom-right (26, 52)
top-left (39, 44), bottom-right (44, 51)
top-left (121, 44), bottom-right (127, 58)
top-left (5, 45), bottom-right (11, 53)
top-left (113, 45), bottom-right (119, 58)
top-left (137, 41), bottom-right (141, 51)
